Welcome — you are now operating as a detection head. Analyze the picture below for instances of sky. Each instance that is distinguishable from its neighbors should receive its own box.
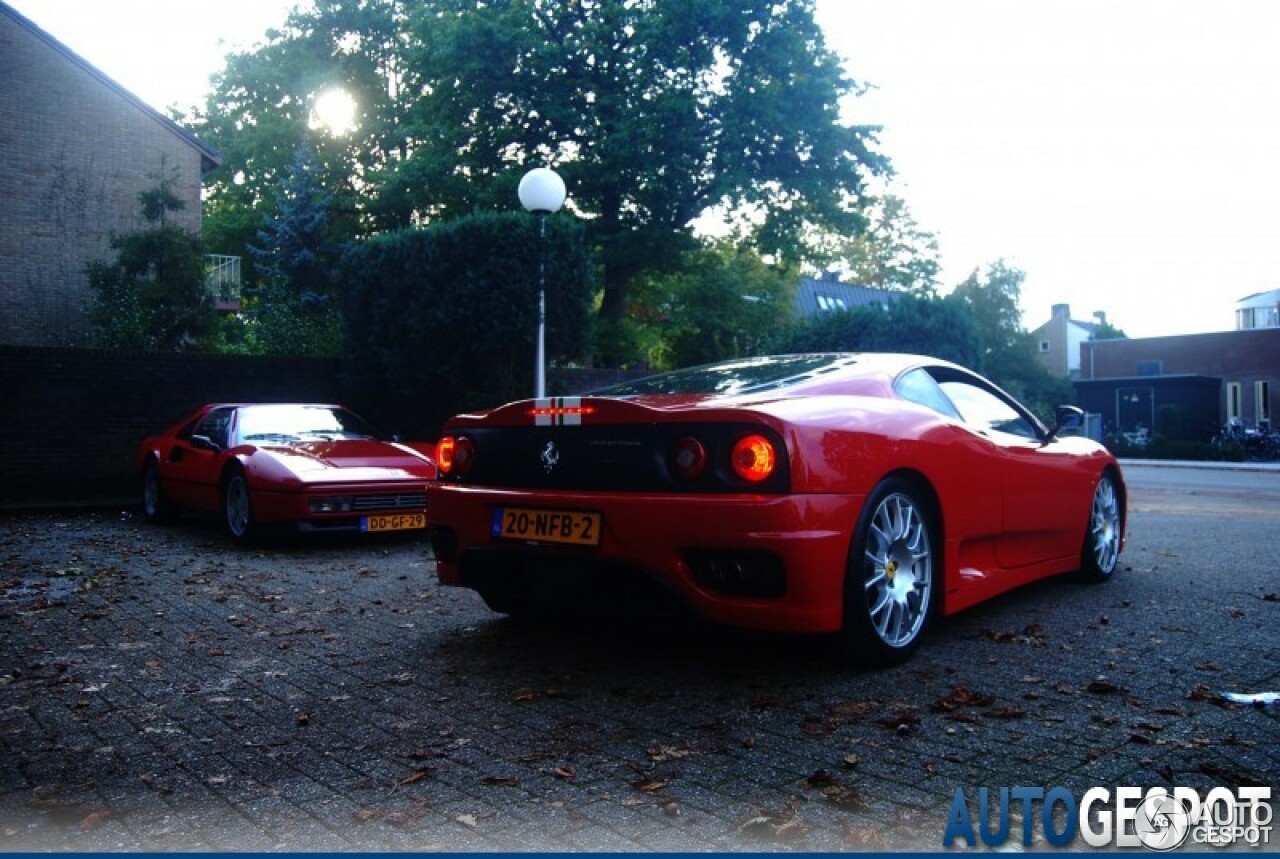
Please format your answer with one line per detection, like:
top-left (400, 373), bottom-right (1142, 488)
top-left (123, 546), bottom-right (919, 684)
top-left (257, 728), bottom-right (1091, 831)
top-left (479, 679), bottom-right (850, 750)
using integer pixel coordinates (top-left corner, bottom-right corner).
top-left (10, 0), bottom-right (1280, 337)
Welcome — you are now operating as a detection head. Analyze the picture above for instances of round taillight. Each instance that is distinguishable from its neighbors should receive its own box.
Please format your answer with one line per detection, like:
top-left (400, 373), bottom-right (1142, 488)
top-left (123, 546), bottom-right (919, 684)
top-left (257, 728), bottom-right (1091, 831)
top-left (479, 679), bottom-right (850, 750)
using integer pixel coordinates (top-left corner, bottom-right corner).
top-left (435, 436), bottom-right (456, 474)
top-left (454, 436), bottom-right (475, 475)
top-left (731, 434), bottom-right (776, 483)
top-left (671, 436), bottom-right (707, 480)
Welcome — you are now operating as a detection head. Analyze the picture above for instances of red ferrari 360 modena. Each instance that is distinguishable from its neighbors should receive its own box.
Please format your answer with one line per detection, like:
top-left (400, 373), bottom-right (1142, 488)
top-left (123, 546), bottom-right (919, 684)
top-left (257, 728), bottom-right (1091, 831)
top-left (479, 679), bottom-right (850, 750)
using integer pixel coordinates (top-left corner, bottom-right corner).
top-left (427, 354), bottom-right (1125, 666)
top-left (138, 403), bottom-right (436, 542)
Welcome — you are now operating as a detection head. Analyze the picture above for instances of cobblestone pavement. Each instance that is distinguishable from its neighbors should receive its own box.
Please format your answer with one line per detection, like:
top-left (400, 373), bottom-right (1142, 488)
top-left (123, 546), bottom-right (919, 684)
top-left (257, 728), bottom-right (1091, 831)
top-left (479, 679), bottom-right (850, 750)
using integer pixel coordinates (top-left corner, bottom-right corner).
top-left (1, 466), bottom-right (1277, 851)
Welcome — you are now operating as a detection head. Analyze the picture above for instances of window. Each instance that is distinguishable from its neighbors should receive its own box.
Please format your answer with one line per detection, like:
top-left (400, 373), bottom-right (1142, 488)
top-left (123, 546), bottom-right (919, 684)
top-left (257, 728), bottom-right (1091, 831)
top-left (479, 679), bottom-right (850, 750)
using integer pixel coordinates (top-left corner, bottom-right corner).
top-left (1226, 382), bottom-right (1242, 422)
top-left (1039, 340), bottom-right (1051, 353)
top-left (816, 294), bottom-right (847, 312)
top-left (938, 379), bottom-right (1040, 440)
top-left (193, 408), bottom-right (234, 449)
top-left (1136, 361), bottom-right (1164, 377)
top-left (894, 368), bottom-right (962, 419)
top-left (1257, 381), bottom-right (1271, 426)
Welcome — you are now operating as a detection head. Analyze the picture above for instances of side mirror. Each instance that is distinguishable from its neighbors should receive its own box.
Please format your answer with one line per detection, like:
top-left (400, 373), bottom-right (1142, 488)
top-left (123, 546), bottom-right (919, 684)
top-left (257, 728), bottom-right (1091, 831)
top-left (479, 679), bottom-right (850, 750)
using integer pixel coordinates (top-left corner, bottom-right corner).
top-left (190, 434), bottom-right (222, 453)
top-left (1047, 406), bottom-right (1084, 440)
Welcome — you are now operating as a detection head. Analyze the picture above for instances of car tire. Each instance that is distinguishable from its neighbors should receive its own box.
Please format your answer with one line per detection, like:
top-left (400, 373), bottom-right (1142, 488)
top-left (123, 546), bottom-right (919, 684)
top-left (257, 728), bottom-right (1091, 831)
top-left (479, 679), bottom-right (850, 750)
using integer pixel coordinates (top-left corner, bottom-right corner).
top-left (839, 477), bottom-right (939, 668)
top-left (1078, 471), bottom-right (1122, 583)
top-left (221, 466), bottom-right (258, 544)
top-left (142, 458), bottom-right (178, 524)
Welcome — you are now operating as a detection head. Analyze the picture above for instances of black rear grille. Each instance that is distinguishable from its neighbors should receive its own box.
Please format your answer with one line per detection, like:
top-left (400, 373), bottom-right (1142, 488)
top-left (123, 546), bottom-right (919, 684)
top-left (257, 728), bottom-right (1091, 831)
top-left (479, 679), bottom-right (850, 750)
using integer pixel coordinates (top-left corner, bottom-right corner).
top-left (441, 424), bottom-right (788, 493)
top-left (351, 492), bottom-right (426, 512)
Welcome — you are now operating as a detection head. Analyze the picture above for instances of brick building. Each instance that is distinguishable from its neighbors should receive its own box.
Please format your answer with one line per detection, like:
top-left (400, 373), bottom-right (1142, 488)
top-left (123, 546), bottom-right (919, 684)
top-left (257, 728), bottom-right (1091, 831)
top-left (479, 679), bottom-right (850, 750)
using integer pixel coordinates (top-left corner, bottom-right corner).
top-left (1074, 328), bottom-right (1280, 441)
top-left (0, 1), bottom-right (220, 346)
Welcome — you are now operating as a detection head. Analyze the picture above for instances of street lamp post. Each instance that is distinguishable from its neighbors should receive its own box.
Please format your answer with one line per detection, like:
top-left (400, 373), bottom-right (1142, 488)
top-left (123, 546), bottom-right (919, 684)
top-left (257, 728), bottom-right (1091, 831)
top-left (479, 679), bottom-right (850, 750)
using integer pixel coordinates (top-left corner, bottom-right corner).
top-left (518, 167), bottom-right (566, 399)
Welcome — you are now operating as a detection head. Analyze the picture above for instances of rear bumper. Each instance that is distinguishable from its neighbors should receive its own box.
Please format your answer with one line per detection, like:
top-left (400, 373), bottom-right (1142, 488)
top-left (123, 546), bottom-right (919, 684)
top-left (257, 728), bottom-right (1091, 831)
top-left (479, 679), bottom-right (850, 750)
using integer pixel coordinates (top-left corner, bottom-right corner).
top-left (427, 485), bottom-right (865, 633)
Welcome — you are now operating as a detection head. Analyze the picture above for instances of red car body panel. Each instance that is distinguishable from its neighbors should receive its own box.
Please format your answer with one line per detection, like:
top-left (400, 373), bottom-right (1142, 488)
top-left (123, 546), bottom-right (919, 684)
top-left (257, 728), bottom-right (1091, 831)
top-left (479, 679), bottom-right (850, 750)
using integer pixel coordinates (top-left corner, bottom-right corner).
top-left (427, 354), bottom-right (1125, 632)
top-left (138, 403), bottom-right (437, 533)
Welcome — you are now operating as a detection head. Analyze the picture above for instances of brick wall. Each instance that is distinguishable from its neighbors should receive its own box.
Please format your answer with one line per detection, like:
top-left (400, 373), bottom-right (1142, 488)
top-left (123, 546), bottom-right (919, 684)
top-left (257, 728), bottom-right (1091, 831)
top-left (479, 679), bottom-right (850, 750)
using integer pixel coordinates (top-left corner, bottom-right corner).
top-left (0, 347), bottom-right (342, 508)
top-left (0, 6), bottom-right (209, 347)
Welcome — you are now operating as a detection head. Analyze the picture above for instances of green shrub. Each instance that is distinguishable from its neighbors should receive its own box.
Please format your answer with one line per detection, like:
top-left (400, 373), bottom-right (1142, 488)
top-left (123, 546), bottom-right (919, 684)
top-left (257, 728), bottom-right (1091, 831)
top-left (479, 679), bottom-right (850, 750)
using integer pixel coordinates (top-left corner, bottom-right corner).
top-left (341, 211), bottom-right (594, 438)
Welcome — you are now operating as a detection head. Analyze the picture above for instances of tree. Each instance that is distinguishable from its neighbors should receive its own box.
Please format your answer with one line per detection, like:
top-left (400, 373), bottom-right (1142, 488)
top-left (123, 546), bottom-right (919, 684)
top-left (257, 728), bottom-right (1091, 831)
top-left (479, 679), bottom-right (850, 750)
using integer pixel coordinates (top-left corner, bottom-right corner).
top-left (397, 0), bottom-right (888, 364)
top-left (630, 242), bottom-right (796, 369)
top-left (192, 0), bottom-right (888, 366)
top-left (189, 0), bottom-right (413, 285)
top-left (86, 182), bottom-right (217, 351)
top-left (833, 195), bottom-right (940, 294)
top-left (1091, 319), bottom-right (1128, 340)
top-left (246, 142), bottom-right (347, 356)
top-left (950, 261), bottom-right (1072, 417)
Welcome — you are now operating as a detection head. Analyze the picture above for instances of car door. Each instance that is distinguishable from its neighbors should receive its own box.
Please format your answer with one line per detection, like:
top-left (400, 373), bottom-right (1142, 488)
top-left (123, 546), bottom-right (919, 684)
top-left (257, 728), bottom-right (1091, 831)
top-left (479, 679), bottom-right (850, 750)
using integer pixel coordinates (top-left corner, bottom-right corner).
top-left (162, 407), bottom-right (234, 511)
top-left (934, 375), bottom-right (1084, 569)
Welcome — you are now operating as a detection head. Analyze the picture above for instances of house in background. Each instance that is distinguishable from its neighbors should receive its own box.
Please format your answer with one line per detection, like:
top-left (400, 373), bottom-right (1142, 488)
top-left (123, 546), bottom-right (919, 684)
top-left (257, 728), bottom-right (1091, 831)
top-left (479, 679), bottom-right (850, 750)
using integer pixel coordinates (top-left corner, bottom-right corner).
top-left (0, 1), bottom-right (222, 347)
top-left (1030, 303), bottom-right (1107, 379)
top-left (1234, 288), bottom-right (1280, 331)
top-left (1073, 302), bottom-right (1280, 441)
top-left (792, 272), bottom-right (897, 319)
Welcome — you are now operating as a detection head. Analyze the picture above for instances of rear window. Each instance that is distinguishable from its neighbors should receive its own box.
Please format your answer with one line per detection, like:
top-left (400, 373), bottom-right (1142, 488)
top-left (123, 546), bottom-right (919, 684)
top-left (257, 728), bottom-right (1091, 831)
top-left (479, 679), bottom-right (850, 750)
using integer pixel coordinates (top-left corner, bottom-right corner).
top-left (592, 355), bottom-right (857, 397)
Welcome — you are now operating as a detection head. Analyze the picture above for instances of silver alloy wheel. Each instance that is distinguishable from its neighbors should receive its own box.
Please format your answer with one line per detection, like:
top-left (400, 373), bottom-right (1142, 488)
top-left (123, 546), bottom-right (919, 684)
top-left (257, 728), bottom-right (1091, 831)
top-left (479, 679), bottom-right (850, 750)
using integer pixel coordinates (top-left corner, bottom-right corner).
top-left (1090, 475), bottom-right (1121, 574)
top-left (862, 492), bottom-right (933, 647)
top-left (224, 473), bottom-right (252, 538)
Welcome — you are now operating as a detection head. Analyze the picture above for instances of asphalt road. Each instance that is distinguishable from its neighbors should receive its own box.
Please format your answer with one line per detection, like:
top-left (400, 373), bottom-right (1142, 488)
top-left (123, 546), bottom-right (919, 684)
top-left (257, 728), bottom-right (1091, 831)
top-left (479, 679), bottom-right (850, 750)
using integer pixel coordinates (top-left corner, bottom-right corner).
top-left (0, 464), bottom-right (1276, 851)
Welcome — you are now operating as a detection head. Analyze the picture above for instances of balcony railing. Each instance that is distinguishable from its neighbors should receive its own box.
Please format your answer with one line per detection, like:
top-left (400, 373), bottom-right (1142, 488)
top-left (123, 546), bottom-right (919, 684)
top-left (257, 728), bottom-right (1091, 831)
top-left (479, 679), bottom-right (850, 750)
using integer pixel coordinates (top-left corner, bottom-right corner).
top-left (205, 255), bottom-right (241, 311)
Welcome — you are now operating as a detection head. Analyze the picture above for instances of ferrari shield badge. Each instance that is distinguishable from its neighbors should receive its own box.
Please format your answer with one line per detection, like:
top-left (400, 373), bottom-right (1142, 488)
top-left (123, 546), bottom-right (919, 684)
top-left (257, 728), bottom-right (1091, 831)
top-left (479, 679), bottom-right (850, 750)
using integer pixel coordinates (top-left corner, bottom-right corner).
top-left (541, 441), bottom-right (560, 474)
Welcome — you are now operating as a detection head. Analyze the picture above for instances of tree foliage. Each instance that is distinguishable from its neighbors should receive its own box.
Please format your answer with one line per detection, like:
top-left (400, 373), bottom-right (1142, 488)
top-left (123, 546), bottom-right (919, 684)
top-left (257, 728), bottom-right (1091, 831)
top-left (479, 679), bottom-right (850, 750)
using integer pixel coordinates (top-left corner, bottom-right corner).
top-left (626, 243), bottom-right (796, 370)
top-left (833, 195), bottom-right (940, 294)
top-left (243, 142), bottom-right (347, 357)
top-left (86, 183), bottom-right (217, 351)
top-left (190, 0), bottom-right (889, 365)
top-left (190, 0), bottom-right (412, 287)
top-left (951, 261), bottom-right (1072, 416)
top-left (342, 211), bottom-right (595, 437)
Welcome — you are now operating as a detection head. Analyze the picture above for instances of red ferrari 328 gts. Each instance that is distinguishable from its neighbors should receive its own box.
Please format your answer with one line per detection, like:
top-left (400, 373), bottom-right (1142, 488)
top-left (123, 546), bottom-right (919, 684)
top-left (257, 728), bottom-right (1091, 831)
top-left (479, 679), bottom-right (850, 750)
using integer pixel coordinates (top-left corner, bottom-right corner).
top-left (427, 354), bottom-right (1125, 666)
top-left (138, 403), bottom-right (436, 542)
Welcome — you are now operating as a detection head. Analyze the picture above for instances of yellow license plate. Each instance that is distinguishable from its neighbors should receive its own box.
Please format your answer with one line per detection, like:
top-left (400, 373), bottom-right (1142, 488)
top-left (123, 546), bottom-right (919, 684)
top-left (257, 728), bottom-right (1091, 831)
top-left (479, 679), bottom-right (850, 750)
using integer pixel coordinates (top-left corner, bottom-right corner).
top-left (493, 507), bottom-right (602, 546)
top-left (361, 513), bottom-right (426, 533)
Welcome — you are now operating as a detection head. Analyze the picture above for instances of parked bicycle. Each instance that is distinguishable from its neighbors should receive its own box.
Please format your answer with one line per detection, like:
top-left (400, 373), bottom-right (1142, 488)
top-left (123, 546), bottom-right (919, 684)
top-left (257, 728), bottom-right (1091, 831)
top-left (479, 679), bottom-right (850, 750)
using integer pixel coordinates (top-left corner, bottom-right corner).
top-left (1211, 419), bottom-right (1279, 461)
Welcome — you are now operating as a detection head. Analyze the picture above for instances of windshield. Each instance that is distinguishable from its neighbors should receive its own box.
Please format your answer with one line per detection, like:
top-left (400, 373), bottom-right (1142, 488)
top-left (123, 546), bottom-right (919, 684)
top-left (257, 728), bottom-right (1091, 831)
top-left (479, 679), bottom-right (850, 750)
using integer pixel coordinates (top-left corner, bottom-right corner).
top-left (235, 405), bottom-right (382, 443)
top-left (591, 354), bottom-right (857, 397)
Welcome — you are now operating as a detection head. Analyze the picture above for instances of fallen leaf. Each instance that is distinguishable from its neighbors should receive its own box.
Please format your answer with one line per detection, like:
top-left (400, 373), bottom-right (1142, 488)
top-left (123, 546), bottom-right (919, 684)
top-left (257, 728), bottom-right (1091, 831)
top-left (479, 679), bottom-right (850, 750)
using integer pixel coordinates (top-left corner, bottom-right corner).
top-left (394, 767), bottom-right (432, 789)
top-left (455, 813), bottom-right (477, 828)
top-left (78, 810), bottom-right (111, 831)
top-left (479, 775), bottom-right (519, 787)
top-left (353, 808), bottom-right (383, 822)
top-left (631, 779), bottom-right (667, 793)
top-left (553, 766), bottom-right (575, 780)
top-left (1085, 679), bottom-right (1122, 695)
